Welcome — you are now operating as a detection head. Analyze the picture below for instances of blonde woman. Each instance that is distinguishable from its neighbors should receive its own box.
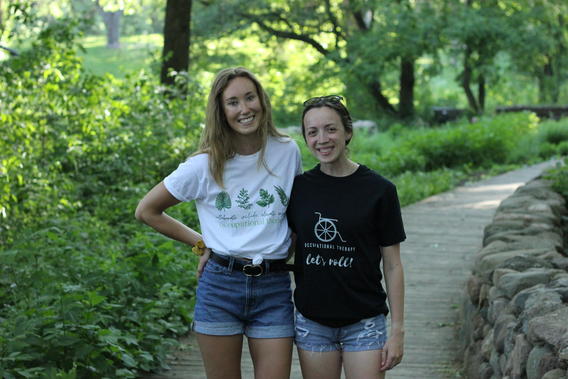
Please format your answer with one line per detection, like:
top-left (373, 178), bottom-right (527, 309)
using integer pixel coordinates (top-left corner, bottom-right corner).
top-left (136, 67), bottom-right (301, 379)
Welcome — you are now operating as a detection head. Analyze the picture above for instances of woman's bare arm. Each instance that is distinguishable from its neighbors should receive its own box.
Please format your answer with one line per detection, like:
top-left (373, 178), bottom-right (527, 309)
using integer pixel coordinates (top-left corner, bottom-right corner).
top-left (135, 182), bottom-right (210, 275)
top-left (380, 243), bottom-right (405, 371)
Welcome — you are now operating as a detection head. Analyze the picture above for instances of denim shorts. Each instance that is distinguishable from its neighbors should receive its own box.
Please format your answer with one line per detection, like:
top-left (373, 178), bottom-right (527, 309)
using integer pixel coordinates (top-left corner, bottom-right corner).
top-left (294, 312), bottom-right (387, 352)
top-left (193, 257), bottom-right (294, 338)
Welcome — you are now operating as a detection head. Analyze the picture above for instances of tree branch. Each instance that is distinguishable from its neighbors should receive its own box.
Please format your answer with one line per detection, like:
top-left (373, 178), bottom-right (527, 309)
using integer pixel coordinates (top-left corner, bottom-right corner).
top-left (245, 14), bottom-right (333, 58)
top-left (0, 44), bottom-right (18, 56)
top-left (348, 1), bottom-right (373, 31)
top-left (323, 0), bottom-right (345, 49)
top-left (368, 79), bottom-right (397, 115)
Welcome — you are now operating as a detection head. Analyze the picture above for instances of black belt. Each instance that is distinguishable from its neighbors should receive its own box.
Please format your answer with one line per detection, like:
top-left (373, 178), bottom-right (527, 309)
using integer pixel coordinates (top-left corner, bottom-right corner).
top-left (210, 251), bottom-right (294, 277)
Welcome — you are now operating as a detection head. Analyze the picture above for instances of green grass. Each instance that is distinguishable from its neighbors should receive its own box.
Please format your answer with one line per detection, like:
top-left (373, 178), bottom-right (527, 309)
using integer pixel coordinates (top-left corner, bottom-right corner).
top-left (78, 34), bottom-right (162, 77)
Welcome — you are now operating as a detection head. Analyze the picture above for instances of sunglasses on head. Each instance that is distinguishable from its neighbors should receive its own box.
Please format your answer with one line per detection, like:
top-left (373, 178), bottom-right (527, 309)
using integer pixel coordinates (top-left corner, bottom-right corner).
top-left (303, 95), bottom-right (344, 107)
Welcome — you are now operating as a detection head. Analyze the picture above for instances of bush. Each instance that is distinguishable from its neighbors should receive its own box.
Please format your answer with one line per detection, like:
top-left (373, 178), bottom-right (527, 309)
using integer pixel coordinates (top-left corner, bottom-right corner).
top-left (557, 141), bottom-right (568, 156)
top-left (374, 112), bottom-right (539, 175)
top-left (1, 21), bottom-right (203, 377)
top-left (545, 159), bottom-right (568, 199)
top-left (537, 119), bottom-right (568, 145)
top-left (393, 169), bottom-right (468, 206)
top-left (0, 215), bottom-right (197, 378)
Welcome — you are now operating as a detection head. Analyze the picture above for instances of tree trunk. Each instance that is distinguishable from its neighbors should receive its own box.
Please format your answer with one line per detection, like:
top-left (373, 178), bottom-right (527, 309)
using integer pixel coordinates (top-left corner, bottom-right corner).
top-left (349, 7), bottom-right (399, 117)
top-left (461, 0), bottom-right (481, 114)
top-left (462, 46), bottom-right (480, 113)
top-left (367, 79), bottom-right (397, 116)
top-left (0, 0), bottom-right (4, 38)
top-left (161, 0), bottom-right (192, 87)
top-left (399, 56), bottom-right (415, 118)
top-left (478, 74), bottom-right (485, 112)
top-left (538, 61), bottom-right (555, 104)
top-left (537, 74), bottom-right (547, 103)
top-left (100, 10), bottom-right (122, 49)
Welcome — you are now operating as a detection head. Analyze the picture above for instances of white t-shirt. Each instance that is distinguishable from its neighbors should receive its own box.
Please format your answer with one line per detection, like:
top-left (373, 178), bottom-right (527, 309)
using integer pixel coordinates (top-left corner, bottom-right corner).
top-left (164, 136), bottom-right (302, 263)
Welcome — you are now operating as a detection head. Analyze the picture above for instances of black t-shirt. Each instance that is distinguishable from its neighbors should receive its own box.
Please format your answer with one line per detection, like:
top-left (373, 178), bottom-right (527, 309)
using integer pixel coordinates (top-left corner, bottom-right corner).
top-left (287, 164), bottom-right (406, 327)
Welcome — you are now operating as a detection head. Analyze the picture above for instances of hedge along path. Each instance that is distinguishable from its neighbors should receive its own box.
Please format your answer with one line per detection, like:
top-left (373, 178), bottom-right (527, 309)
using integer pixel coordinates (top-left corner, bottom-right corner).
top-left (139, 160), bottom-right (557, 379)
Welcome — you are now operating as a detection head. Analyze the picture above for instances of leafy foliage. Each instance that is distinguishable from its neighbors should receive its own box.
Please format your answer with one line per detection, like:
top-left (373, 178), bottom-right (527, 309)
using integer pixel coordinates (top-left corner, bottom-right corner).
top-left (3, 5), bottom-right (568, 378)
top-left (371, 112), bottom-right (539, 175)
top-left (537, 118), bottom-right (568, 145)
top-left (1, 20), bottom-right (203, 377)
top-left (545, 159), bottom-right (568, 199)
top-left (191, 0), bottom-right (446, 119)
top-left (505, 0), bottom-right (568, 103)
top-left (1, 217), bottom-right (196, 378)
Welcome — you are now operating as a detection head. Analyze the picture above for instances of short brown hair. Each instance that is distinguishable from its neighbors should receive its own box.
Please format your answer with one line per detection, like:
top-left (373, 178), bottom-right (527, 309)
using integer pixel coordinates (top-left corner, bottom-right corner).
top-left (301, 95), bottom-right (353, 145)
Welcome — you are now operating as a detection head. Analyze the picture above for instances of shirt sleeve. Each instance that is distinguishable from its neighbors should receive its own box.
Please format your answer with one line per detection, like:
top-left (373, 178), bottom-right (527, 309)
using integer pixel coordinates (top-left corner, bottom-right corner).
top-left (376, 182), bottom-right (406, 246)
top-left (163, 155), bottom-right (208, 202)
top-left (293, 141), bottom-right (303, 175)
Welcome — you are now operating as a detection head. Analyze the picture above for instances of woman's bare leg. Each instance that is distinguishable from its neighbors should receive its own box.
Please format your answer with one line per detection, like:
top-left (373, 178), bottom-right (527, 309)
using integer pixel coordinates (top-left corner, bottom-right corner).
top-left (247, 337), bottom-right (293, 379)
top-left (297, 348), bottom-right (342, 379)
top-left (343, 350), bottom-right (385, 379)
top-left (196, 333), bottom-right (244, 379)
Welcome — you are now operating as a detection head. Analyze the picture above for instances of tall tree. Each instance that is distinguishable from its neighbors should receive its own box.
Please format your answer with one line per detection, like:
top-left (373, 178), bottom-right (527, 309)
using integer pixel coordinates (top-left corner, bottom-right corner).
top-left (193, 0), bottom-right (443, 119)
top-left (92, 0), bottom-right (156, 48)
top-left (506, 0), bottom-right (568, 104)
top-left (95, 0), bottom-right (123, 48)
top-left (0, 0), bottom-right (3, 36)
top-left (160, 0), bottom-right (191, 87)
top-left (443, 0), bottom-right (509, 114)
top-left (0, 0), bottom-right (35, 45)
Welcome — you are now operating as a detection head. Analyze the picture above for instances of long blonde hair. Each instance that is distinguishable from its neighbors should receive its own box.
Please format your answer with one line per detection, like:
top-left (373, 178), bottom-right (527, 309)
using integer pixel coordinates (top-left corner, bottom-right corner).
top-left (197, 67), bottom-right (286, 187)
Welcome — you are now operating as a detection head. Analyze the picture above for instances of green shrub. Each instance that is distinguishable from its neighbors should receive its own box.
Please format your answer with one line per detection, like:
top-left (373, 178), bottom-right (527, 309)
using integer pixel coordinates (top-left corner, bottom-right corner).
top-left (539, 142), bottom-right (559, 158)
top-left (537, 119), bottom-right (568, 145)
top-left (377, 112), bottom-right (539, 174)
top-left (0, 215), bottom-right (197, 378)
top-left (508, 132), bottom-right (544, 164)
top-left (1, 20), bottom-right (203, 377)
top-left (393, 169), bottom-right (468, 206)
top-left (544, 159), bottom-right (568, 199)
top-left (557, 141), bottom-right (568, 156)
top-left (0, 21), bottom-right (204, 242)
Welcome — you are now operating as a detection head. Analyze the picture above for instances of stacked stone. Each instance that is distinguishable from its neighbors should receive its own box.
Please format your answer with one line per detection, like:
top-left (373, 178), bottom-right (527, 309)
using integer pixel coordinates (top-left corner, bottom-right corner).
top-left (461, 178), bottom-right (568, 379)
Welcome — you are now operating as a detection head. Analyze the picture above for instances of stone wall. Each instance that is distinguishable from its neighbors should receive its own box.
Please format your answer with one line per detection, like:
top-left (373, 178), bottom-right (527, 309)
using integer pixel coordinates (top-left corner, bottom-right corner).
top-left (460, 178), bottom-right (568, 379)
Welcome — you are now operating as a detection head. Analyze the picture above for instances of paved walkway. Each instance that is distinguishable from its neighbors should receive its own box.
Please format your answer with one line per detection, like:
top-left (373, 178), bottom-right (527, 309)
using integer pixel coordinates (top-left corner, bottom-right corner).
top-left (140, 160), bottom-right (557, 379)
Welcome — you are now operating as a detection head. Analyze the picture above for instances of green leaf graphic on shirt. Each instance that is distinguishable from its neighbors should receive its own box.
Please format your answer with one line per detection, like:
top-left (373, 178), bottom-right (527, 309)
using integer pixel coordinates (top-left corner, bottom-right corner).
top-left (215, 191), bottom-right (232, 211)
top-left (274, 185), bottom-right (288, 206)
top-left (256, 188), bottom-right (274, 207)
top-left (236, 188), bottom-right (253, 209)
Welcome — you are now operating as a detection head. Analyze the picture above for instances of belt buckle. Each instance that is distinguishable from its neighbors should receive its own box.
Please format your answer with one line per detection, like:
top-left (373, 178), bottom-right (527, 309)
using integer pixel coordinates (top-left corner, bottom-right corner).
top-left (243, 264), bottom-right (263, 277)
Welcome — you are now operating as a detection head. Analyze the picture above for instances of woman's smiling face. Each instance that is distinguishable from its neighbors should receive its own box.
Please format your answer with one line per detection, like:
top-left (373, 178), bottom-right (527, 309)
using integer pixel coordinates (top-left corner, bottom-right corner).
top-left (222, 76), bottom-right (263, 137)
top-left (303, 106), bottom-right (352, 166)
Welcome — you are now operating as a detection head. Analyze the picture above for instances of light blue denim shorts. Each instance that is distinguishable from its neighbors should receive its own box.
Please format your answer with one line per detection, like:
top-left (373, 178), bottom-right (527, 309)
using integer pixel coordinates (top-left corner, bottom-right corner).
top-left (294, 311), bottom-right (387, 352)
top-left (193, 257), bottom-right (294, 338)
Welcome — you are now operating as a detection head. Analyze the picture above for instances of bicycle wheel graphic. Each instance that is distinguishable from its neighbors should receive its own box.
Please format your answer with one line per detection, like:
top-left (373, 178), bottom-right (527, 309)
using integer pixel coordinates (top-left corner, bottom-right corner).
top-left (314, 219), bottom-right (337, 242)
